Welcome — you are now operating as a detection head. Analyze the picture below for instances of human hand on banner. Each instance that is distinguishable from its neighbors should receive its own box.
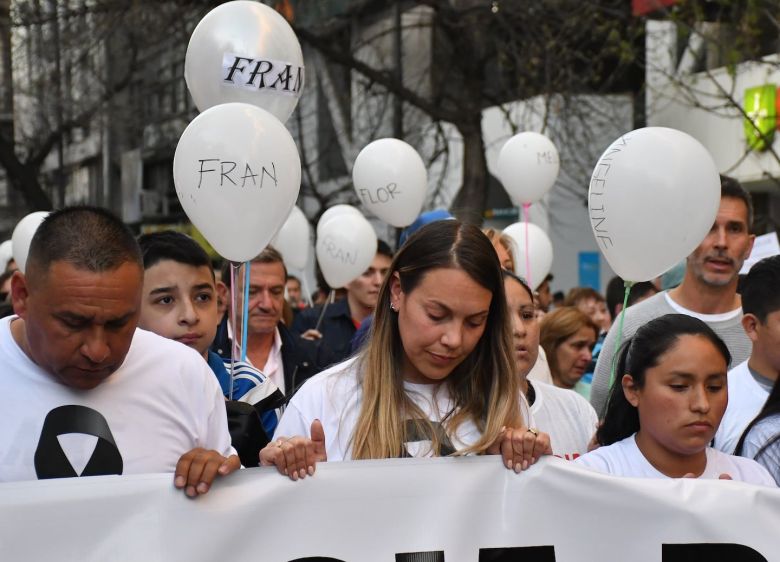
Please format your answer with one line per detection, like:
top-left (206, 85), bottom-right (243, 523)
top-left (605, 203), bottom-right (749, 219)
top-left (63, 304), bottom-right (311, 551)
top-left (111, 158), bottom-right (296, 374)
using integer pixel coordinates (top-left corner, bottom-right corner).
top-left (260, 419), bottom-right (327, 480)
top-left (174, 448), bottom-right (241, 498)
top-left (682, 472), bottom-right (733, 480)
top-left (487, 427), bottom-right (552, 473)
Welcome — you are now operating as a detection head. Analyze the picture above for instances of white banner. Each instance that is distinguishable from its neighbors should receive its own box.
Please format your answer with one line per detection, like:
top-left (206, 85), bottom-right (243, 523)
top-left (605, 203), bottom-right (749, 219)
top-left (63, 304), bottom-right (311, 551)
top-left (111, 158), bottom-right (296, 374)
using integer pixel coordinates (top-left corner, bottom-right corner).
top-left (1, 457), bottom-right (778, 561)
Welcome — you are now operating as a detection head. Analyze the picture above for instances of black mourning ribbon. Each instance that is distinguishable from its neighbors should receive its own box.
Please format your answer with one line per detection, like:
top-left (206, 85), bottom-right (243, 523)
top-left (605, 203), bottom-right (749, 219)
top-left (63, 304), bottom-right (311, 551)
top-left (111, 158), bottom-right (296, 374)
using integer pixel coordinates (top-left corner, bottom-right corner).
top-left (34, 405), bottom-right (123, 479)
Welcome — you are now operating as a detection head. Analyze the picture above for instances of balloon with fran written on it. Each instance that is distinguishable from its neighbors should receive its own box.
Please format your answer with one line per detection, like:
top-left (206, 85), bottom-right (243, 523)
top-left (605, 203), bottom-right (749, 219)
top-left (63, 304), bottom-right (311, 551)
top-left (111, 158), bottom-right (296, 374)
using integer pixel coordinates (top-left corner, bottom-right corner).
top-left (352, 138), bottom-right (428, 228)
top-left (316, 212), bottom-right (377, 289)
top-left (588, 127), bottom-right (720, 282)
top-left (316, 204), bottom-right (364, 237)
top-left (173, 102), bottom-right (301, 263)
top-left (185, 0), bottom-right (304, 123)
top-left (497, 132), bottom-right (560, 205)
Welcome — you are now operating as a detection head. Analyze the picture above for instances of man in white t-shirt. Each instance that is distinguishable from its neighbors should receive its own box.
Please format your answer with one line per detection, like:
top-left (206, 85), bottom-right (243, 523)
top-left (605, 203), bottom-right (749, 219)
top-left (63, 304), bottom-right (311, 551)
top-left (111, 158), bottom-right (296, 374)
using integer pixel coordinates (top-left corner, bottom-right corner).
top-left (2, 207), bottom-right (238, 497)
top-left (714, 256), bottom-right (780, 453)
top-left (591, 176), bottom-right (756, 416)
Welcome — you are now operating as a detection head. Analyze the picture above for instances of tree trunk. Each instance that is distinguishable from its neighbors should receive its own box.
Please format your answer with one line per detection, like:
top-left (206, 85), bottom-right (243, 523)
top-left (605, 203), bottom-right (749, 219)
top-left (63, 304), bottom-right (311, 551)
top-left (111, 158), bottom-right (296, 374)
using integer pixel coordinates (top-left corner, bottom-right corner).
top-left (0, 136), bottom-right (53, 210)
top-left (450, 121), bottom-right (488, 225)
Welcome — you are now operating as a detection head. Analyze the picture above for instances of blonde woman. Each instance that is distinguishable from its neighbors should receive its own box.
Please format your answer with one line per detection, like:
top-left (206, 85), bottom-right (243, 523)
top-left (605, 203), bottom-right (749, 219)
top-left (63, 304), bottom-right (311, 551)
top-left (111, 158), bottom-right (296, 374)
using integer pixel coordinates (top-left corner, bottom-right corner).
top-left (260, 220), bottom-right (550, 478)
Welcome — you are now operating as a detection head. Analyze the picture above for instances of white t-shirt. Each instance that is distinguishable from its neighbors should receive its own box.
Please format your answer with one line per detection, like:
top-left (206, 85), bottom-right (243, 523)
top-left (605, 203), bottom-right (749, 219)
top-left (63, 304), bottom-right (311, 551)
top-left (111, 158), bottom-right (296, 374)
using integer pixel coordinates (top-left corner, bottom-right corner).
top-left (575, 434), bottom-right (776, 486)
top-left (526, 381), bottom-right (598, 460)
top-left (273, 358), bottom-right (482, 461)
top-left (0, 317), bottom-right (234, 482)
top-left (713, 360), bottom-right (771, 454)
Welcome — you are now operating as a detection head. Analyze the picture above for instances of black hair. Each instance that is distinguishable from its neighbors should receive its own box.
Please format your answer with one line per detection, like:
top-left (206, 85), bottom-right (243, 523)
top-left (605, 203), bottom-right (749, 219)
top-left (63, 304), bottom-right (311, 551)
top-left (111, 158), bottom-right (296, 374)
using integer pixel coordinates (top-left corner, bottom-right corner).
top-left (287, 274), bottom-right (300, 284)
top-left (605, 276), bottom-right (625, 321)
top-left (627, 281), bottom-right (658, 307)
top-left (597, 314), bottom-right (731, 446)
top-left (137, 231), bottom-right (212, 273)
top-left (26, 206), bottom-right (142, 280)
top-left (376, 239), bottom-right (394, 260)
top-left (740, 256), bottom-right (780, 323)
top-left (735, 376), bottom-right (780, 457)
top-left (720, 174), bottom-right (753, 233)
top-left (502, 269), bottom-right (534, 302)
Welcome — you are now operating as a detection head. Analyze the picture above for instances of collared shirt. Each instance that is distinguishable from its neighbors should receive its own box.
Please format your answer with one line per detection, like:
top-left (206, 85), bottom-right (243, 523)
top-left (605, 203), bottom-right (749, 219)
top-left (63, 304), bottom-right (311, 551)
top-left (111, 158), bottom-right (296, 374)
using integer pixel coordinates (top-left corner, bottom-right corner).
top-left (262, 328), bottom-right (285, 395)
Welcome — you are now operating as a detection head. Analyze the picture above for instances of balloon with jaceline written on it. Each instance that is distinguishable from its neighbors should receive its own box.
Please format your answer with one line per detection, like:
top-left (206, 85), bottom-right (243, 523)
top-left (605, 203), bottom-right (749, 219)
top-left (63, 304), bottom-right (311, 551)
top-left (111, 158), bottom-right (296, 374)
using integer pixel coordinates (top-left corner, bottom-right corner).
top-left (587, 127), bottom-right (720, 282)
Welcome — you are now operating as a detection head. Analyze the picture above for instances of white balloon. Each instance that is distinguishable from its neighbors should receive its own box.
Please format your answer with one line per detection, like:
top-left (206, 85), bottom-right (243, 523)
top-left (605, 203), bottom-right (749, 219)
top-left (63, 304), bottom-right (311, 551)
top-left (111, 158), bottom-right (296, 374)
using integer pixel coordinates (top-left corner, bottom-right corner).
top-left (274, 206), bottom-right (310, 271)
top-left (316, 204), bottom-right (363, 237)
top-left (185, 0), bottom-right (304, 122)
top-left (352, 138), bottom-right (428, 227)
top-left (0, 240), bottom-right (12, 271)
top-left (12, 212), bottom-right (49, 274)
top-left (497, 132), bottom-right (560, 204)
top-left (588, 127), bottom-right (720, 282)
top-left (174, 103), bottom-right (301, 263)
top-left (503, 221), bottom-right (554, 291)
top-left (316, 213), bottom-right (377, 289)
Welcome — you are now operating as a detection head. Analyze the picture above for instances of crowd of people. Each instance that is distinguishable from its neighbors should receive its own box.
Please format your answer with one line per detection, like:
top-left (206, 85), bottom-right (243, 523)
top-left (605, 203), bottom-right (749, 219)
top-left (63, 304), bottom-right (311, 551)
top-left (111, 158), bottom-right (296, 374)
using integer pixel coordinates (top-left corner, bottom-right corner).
top-left (1, 173), bottom-right (779, 499)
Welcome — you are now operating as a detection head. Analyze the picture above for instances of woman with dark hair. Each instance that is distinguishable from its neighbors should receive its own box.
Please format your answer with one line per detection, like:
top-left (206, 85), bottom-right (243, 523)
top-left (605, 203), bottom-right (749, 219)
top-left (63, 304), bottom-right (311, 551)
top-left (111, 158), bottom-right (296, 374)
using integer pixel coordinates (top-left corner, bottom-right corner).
top-left (576, 314), bottom-right (774, 484)
top-left (260, 220), bottom-right (550, 478)
top-left (735, 379), bottom-right (780, 485)
top-left (503, 271), bottom-right (598, 459)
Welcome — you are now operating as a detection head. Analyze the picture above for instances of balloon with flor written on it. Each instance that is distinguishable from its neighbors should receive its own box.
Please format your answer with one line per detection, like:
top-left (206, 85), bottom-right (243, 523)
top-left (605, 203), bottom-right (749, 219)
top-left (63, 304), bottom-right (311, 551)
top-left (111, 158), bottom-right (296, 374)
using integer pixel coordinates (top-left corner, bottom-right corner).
top-left (173, 102), bottom-right (301, 263)
top-left (497, 132), bottom-right (560, 205)
top-left (352, 138), bottom-right (428, 228)
top-left (316, 211), bottom-right (377, 289)
top-left (185, 0), bottom-right (304, 123)
top-left (588, 127), bottom-right (720, 282)
top-left (502, 221), bottom-right (554, 291)
top-left (12, 211), bottom-right (50, 274)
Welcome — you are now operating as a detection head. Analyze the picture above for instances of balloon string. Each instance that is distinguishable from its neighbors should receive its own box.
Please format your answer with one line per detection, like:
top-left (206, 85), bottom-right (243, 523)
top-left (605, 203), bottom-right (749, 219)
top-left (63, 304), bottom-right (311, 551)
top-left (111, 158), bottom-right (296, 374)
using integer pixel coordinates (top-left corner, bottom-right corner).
top-left (522, 203), bottom-right (532, 288)
top-left (229, 263), bottom-right (240, 401)
top-left (241, 261), bottom-right (250, 362)
top-left (608, 281), bottom-right (634, 392)
top-left (314, 289), bottom-right (335, 333)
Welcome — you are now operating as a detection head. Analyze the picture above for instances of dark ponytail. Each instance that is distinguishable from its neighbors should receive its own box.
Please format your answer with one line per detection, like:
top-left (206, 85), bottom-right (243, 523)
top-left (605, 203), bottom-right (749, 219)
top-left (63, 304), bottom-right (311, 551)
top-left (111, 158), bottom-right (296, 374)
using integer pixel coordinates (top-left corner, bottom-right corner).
top-left (596, 314), bottom-right (730, 446)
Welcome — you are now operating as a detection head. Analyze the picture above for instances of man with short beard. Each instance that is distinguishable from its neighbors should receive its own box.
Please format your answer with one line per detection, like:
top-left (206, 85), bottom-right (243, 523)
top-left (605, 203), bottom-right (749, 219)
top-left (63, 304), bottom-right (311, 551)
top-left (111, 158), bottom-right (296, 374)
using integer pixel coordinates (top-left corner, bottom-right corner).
top-left (590, 176), bottom-right (756, 416)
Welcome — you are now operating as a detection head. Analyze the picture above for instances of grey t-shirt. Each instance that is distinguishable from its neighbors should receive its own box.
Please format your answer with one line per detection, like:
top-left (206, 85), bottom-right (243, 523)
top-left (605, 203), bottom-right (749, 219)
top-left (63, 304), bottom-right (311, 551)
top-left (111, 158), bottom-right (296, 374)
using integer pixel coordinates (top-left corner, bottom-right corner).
top-left (590, 291), bottom-right (752, 417)
top-left (741, 415), bottom-right (780, 486)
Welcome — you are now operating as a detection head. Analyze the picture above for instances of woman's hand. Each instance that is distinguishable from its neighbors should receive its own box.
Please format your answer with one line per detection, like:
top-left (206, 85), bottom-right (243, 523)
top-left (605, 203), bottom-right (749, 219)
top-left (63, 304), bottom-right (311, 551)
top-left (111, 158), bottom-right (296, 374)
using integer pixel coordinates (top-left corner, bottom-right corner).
top-left (487, 426), bottom-right (552, 473)
top-left (259, 420), bottom-right (327, 480)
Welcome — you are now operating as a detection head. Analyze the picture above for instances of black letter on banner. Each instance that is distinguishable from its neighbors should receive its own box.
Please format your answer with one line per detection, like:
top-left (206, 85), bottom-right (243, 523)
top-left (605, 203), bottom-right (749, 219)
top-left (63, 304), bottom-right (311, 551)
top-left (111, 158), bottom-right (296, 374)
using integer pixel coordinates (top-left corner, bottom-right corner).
top-left (396, 552), bottom-right (445, 562)
top-left (247, 60), bottom-right (274, 88)
top-left (479, 546), bottom-right (556, 562)
top-left (289, 558), bottom-right (346, 562)
top-left (224, 57), bottom-right (253, 83)
top-left (663, 544), bottom-right (767, 562)
top-left (35, 405), bottom-right (123, 479)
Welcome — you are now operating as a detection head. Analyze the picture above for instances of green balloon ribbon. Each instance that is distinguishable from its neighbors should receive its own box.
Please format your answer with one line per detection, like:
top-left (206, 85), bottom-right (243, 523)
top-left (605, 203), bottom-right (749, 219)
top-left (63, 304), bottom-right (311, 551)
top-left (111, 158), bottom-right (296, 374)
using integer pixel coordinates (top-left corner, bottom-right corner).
top-left (608, 280), bottom-right (634, 391)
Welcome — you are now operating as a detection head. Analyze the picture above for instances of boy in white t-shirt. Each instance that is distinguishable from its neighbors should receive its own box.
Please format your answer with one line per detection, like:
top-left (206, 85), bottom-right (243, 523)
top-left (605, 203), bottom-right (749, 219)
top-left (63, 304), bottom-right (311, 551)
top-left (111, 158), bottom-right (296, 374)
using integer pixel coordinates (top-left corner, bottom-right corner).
top-left (714, 256), bottom-right (780, 453)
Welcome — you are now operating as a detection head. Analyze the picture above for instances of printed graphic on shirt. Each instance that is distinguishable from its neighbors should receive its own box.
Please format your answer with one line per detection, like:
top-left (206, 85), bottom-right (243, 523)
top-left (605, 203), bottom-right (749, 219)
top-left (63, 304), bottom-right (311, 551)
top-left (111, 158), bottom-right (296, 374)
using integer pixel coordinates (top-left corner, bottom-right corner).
top-left (402, 419), bottom-right (456, 457)
top-left (34, 405), bottom-right (123, 479)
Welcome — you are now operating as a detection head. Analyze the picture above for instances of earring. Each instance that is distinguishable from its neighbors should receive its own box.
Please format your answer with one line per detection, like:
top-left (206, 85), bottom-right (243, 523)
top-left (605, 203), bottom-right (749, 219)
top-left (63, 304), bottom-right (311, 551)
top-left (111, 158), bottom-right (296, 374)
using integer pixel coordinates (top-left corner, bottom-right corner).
top-left (390, 302), bottom-right (398, 312)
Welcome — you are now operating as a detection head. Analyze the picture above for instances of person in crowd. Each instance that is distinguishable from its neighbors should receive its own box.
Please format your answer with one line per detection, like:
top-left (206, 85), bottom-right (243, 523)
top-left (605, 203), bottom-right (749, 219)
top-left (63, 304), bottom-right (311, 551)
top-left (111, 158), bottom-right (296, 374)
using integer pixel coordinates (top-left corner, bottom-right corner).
top-left (259, 220), bottom-right (551, 478)
top-left (736, 376), bottom-right (780, 485)
top-left (590, 176), bottom-right (756, 415)
top-left (137, 231), bottom-right (283, 438)
top-left (535, 273), bottom-right (554, 313)
top-left (504, 270), bottom-right (598, 459)
top-left (564, 287), bottom-right (611, 335)
top-left (1, 207), bottom-right (238, 496)
top-left (540, 307), bottom-right (599, 399)
top-left (213, 247), bottom-right (325, 399)
top-left (576, 314), bottom-right (774, 485)
top-left (293, 240), bottom-right (393, 364)
top-left (286, 274), bottom-right (306, 312)
top-left (714, 256), bottom-right (780, 453)
top-left (551, 291), bottom-right (565, 309)
top-left (606, 277), bottom-right (659, 322)
top-left (483, 228), bottom-right (553, 385)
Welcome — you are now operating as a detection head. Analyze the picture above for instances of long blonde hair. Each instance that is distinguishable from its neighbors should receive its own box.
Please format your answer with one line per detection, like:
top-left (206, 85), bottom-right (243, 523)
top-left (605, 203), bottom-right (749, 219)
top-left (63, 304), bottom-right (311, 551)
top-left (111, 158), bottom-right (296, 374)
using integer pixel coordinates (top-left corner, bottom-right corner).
top-left (350, 220), bottom-right (522, 459)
